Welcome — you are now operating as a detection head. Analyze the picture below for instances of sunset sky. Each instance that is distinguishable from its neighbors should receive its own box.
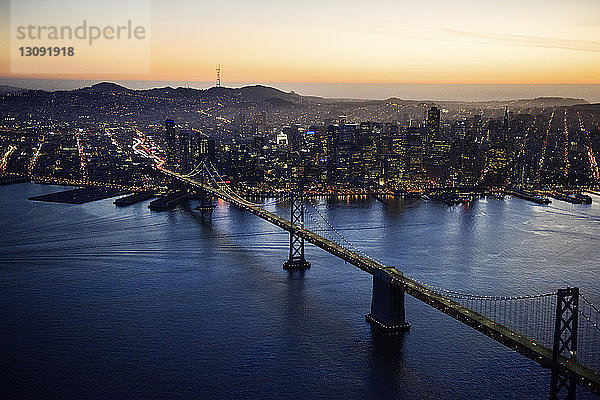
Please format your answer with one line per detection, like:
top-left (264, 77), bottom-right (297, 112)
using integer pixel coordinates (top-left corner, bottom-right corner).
top-left (1, 0), bottom-right (599, 85)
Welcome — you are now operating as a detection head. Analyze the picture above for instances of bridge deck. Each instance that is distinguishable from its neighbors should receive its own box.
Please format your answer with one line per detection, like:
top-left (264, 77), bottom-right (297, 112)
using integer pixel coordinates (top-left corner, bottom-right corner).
top-left (162, 169), bottom-right (600, 394)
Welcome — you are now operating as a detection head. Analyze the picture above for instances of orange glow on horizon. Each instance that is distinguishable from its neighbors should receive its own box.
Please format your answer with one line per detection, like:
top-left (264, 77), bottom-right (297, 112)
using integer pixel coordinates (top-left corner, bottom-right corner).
top-left (1, 0), bottom-right (599, 87)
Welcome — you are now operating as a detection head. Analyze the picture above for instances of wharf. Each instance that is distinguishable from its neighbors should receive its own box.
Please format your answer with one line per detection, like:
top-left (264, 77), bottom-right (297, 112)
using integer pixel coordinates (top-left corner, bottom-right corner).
top-left (148, 191), bottom-right (189, 211)
top-left (505, 189), bottom-right (551, 204)
top-left (114, 191), bottom-right (155, 206)
top-left (0, 176), bottom-right (30, 186)
top-left (549, 191), bottom-right (592, 204)
top-left (29, 187), bottom-right (126, 204)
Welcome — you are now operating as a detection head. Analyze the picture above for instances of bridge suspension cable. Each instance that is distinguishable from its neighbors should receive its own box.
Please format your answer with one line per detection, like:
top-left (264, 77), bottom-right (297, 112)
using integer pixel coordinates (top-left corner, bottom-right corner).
top-left (452, 291), bottom-right (557, 348)
top-left (416, 281), bottom-right (557, 300)
top-left (202, 162), bottom-right (260, 206)
top-left (178, 162), bottom-right (205, 178)
top-left (581, 293), bottom-right (600, 315)
top-left (578, 293), bottom-right (600, 373)
top-left (303, 201), bottom-right (557, 301)
top-left (304, 203), bottom-right (381, 263)
top-left (200, 161), bottom-right (292, 208)
top-left (261, 193), bottom-right (292, 207)
top-left (160, 163), bottom-right (600, 395)
top-left (303, 205), bottom-right (354, 254)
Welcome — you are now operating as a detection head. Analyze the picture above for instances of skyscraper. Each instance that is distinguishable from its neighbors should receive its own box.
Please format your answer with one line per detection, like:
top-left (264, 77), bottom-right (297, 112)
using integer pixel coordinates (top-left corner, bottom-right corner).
top-left (424, 106), bottom-right (448, 182)
top-left (405, 126), bottom-right (424, 180)
top-left (503, 106), bottom-right (510, 141)
top-left (177, 129), bottom-right (216, 174)
top-left (283, 125), bottom-right (303, 152)
top-left (426, 106), bottom-right (441, 143)
top-left (165, 118), bottom-right (177, 166)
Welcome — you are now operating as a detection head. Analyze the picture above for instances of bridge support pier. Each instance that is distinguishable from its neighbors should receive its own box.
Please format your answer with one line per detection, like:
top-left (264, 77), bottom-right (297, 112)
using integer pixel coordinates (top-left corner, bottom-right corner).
top-left (550, 287), bottom-right (579, 400)
top-left (195, 194), bottom-right (215, 215)
top-left (366, 269), bottom-right (410, 334)
top-left (283, 189), bottom-right (310, 270)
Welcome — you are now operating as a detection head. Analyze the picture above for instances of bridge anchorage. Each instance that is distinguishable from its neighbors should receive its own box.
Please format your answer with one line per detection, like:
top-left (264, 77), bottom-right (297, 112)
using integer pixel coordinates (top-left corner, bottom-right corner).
top-left (283, 189), bottom-right (311, 270)
top-left (366, 267), bottom-right (410, 333)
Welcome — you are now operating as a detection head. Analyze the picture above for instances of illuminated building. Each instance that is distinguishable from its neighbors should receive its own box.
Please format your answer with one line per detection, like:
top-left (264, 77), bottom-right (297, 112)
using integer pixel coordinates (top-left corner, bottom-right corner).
top-left (165, 118), bottom-right (177, 166)
top-left (177, 129), bottom-right (215, 173)
top-left (405, 127), bottom-right (424, 180)
top-left (425, 106), bottom-right (440, 155)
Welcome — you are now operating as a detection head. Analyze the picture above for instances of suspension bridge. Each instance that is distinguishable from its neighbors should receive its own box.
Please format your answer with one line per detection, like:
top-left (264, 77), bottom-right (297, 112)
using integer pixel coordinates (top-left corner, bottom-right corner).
top-left (158, 162), bottom-right (600, 399)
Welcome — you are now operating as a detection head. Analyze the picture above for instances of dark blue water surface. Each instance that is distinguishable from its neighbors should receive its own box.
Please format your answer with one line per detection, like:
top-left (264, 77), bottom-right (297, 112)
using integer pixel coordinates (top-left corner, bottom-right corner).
top-left (1, 183), bottom-right (599, 400)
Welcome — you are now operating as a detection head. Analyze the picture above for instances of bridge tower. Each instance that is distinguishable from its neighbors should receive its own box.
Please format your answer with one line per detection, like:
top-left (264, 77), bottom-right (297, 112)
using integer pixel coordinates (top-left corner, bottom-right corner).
top-left (550, 287), bottom-right (579, 400)
top-left (366, 268), bottom-right (410, 334)
top-left (283, 189), bottom-right (311, 270)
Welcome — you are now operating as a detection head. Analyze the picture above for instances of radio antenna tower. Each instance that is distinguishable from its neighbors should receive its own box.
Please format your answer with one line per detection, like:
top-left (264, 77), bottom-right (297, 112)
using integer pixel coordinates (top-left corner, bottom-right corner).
top-left (216, 64), bottom-right (221, 87)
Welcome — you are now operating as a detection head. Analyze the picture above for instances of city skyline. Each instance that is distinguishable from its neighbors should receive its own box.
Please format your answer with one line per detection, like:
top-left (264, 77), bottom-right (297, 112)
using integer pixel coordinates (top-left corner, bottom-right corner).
top-left (2, 2), bottom-right (600, 397)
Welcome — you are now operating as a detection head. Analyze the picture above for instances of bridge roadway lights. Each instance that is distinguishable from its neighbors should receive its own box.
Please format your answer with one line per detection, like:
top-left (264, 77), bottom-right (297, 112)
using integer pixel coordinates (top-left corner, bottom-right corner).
top-left (366, 268), bottom-right (410, 334)
top-left (283, 259), bottom-right (311, 270)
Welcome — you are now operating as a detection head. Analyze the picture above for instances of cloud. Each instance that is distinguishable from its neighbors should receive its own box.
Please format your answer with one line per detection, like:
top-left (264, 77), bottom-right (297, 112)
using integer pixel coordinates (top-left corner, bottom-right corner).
top-left (346, 21), bottom-right (600, 53)
top-left (442, 28), bottom-right (600, 53)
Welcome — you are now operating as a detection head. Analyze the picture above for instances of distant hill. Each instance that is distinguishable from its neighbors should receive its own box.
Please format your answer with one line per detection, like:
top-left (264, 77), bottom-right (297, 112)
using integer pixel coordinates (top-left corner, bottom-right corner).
top-left (387, 96), bottom-right (588, 109)
top-left (2, 81), bottom-right (590, 108)
top-left (0, 85), bottom-right (25, 94)
top-left (86, 82), bottom-right (132, 93)
top-left (507, 97), bottom-right (588, 108)
top-left (569, 103), bottom-right (600, 111)
top-left (237, 85), bottom-right (296, 101)
top-left (0, 81), bottom-right (594, 129)
top-left (139, 84), bottom-right (308, 107)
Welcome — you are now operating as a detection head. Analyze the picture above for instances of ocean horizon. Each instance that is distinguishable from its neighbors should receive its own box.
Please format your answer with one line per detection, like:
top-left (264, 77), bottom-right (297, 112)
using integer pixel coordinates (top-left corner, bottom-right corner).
top-left (2, 79), bottom-right (599, 103)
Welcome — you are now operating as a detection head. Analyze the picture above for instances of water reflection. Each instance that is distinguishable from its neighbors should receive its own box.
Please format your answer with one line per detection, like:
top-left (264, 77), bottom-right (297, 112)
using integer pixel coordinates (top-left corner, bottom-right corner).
top-left (1, 184), bottom-right (599, 400)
